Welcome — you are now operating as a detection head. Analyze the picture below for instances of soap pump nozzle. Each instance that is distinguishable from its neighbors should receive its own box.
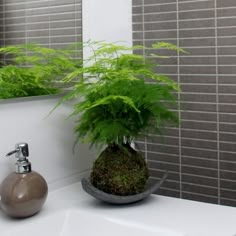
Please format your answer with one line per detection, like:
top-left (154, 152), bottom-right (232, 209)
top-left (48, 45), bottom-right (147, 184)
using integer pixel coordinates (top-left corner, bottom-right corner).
top-left (6, 143), bottom-right (31, 174)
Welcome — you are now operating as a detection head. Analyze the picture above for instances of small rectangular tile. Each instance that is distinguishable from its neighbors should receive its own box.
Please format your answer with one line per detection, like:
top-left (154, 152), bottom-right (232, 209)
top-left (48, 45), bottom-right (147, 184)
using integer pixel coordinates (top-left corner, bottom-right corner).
top-left (180, 65), bottom-right (216, 75)
top-left (133, 0), bottom-right (142, 5)
top-left (179, 28), bottom-right (215, 38)
top-left (49, 0), bottom-right (76, 6)
top-left (182, 192), bottom-right (218, 204)
top-left (133, 32), bottom-right (143, 40)
top-left (220, 123), bottom-right (236, 133)
top-left (179, 19), bottom-right (214, 29)
top-left (144, 21), bottom-right (177, 31)
top-left (220, 152), bottom-right (236, 162)
top-left (5, 16), bottom-right (25, 25)
top-left (218, 47), bottom-right (236, 56)
top-left (219, 95), bottom-right (236, 104)
top-left (5, 38), bottom-right (26, 44)
top-left (218, 18), bottom-right (236, 28)
top-left (182, 183), bottom-right (218, 196)
top-left (147, 143), bottom-right (180, 155)
top-left (26, 15), bottom-right (50, 23)
top-left (26, 37), bottom-right (49, 44)
top-left (181, 129), bottom-right (217, 140)
top-left (219, 114), bottom-right (236, 123)
top-left (5, 31), bottom-right (25, 38)
top-left (179, 38), bottom-right (215, 47)
top-left (132, 6), bottom-right (143, 14)
top-left (220, 189), bottom-right (236, 200)
top-left (180, 102), bottom-right (217, 112)
top-left (181, 120), bottom-right (217, 131)
top-left (182, 156), bottom-right (218, 169)
top-left (218, 28), bottom-right (236, 37)
top-left (220, 170), bottom-right (236, 181)
top-left (144, 0), bottom-right (176, 4)
top-left (182, 165), bottom-right (218, 178)
top-left (180, 75), bottom-right (216, 83)
top-left (132, 14), bottom-right (142, 23)
top-left (5, 3), bottom-right (25, 11)
top-left (159, 128), bottom-right (180, 137)
top-left (179, 9), bottom-right (214, 20)
top-left (219, 66), bottom-right (236, 75)
top-left (155, 188), bottom-right (180, 198)
top-left (182, 174), bottom-right (218, 187)
top-left (179, 0), bottom-right (214, 11)
top-left (26, 30), bottom-right (49, 38)
top-left (148, 160), bottom-right (180, 172)
top-left (146, 135), bottom-right (179, 146)
top-left (220, 132), bottom-right (236, 143)
top-left (181, 84), bottom-right (216, 93)
top-left (180, 94), bottom-right (216, 104)
top-left (182, 138), bottom-right (217, 150)
top-left (181, 147), bottom-right (217, 159)
top-left (161, 180), bottom-right (180, 191)
top-left (218, 56), bottom-right (236, 65)
top-left (217, 8), bottom-right (236, 18)
top-left (218, 37), bottom-right (236, 46)
top-left (149, 169), bottom-right (180, 182)
top-left (220, 179), bottom-right (236, 190)
top-left (144, 12), bottom-right (176, 22)
top-left (182, 47), bottom-right (216, 56)
top-left (219, 104), bottom-right (236, 113)
top-left (51, 20), bottom-right (81, 29)
top-left (217, 0), bottom-right (236, 8)
top-left (153, 65), bottom-right (178, 74)
top-left (132, 23), bottom-right (144, 31)
top-left (144, 4), bottom-right (177, 14)
top-left (180, 56), bottom-right (216, 65)
top-left (145, 30), bottom-right (178, 39)
top-left (220, 198), bottom-right (236, 207)
top-left (220, 142), bottom-right (236, 154)
top-left (147, 152), bottom-right (180, 164)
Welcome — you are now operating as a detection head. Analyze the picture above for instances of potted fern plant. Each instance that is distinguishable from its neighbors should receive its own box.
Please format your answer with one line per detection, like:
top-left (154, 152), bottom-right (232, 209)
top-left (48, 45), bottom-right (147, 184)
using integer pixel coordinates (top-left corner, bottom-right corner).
top-left (56, 41), bottom-right (184, 203)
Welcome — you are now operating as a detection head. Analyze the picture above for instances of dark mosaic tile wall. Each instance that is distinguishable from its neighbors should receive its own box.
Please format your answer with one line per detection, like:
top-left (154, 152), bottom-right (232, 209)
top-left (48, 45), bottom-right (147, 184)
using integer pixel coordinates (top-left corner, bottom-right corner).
top-left (133, 0), bottom-right (236, 207)
top-left (0, 0), bottom-right (82, 49)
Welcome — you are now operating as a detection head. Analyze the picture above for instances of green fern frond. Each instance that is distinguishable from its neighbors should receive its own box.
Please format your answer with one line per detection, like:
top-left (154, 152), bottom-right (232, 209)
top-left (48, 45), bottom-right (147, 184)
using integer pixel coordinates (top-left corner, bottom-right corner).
top-left (51, 41), bottom-right (185, 146)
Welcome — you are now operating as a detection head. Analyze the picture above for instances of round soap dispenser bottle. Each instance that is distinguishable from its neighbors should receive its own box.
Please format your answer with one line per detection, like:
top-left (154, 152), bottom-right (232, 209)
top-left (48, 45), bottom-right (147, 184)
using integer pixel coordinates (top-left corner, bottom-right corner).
top-left (0, 143), bottom-right (48, 218)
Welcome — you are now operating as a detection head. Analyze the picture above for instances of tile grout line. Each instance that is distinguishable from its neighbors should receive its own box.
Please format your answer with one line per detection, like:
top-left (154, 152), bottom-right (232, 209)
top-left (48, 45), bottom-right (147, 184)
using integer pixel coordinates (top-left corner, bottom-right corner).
top-left (176, 0), bottom-right (182, 199)
top-left (141, 0), bottom-right (148, 163)
top-left (3, 0), bottom-right (5, 62)
top-left (74, 0), bottom-right (76, 55)
top-left (214, 0), bottom-right (221, 205)
top-left (48, 0), bottom-right (51, 48)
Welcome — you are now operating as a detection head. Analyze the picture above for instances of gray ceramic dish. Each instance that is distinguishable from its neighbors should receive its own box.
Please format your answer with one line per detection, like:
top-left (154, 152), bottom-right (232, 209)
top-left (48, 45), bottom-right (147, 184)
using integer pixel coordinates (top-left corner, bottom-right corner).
top-left (81, 171), bottom-right (168, 204)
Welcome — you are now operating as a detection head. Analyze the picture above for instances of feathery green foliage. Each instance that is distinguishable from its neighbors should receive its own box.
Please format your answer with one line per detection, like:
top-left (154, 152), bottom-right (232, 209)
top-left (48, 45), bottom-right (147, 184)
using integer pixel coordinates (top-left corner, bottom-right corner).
top-left (0, 44), bottom-right (79, 99)
top-left (59, 41), bottom-right (183, 147)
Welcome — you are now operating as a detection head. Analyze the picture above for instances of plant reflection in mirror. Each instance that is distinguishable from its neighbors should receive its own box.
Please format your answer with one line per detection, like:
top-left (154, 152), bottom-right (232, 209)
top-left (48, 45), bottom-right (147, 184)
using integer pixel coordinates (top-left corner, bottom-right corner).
top-left (0, 44), bottom-right (80, 99)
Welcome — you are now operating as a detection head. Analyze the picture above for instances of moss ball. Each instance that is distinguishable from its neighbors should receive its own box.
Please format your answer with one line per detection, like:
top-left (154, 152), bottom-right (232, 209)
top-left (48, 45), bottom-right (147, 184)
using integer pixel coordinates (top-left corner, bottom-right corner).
top-left (90, 144), bottom-right (149, 196)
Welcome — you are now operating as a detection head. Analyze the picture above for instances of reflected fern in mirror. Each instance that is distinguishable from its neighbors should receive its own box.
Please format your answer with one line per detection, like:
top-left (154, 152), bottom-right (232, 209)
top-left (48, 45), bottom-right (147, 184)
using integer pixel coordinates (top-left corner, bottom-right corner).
top-left (0, 44), bottom-right (79, 99)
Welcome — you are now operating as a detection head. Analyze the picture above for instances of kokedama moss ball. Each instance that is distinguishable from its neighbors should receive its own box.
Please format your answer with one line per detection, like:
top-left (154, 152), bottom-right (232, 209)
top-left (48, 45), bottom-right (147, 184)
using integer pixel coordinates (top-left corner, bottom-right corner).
top-left (90, 144), bottom-right (149, 196)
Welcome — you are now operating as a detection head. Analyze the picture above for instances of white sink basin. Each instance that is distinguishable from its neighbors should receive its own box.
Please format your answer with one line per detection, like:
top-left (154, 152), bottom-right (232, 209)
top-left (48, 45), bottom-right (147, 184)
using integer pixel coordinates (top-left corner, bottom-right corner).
top-left (1, 182), bottom-right (236, 236)
top-left (2, 209), bottom-right (185, 236)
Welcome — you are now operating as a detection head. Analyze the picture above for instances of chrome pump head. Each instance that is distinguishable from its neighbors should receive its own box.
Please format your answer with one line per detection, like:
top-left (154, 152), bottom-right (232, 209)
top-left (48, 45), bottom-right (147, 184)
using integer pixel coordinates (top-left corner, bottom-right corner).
top-left (6, 143), bottom-right (31, 174)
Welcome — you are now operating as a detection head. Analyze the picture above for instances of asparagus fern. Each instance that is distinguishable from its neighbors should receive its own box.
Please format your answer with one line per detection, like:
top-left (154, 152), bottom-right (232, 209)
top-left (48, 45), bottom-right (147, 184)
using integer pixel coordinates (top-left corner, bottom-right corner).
top-left (58, 41), bottom-right (183, 147)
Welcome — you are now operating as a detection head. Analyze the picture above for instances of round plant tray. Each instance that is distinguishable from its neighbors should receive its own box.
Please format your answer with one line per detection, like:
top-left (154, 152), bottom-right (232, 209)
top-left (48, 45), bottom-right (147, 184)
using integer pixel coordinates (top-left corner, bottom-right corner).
top-left (81, 171), bottom-right (168, 205)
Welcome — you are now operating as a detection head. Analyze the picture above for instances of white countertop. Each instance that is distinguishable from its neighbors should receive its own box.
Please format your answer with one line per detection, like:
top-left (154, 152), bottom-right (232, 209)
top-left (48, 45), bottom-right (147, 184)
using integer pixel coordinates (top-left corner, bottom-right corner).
top-left (1, 182), bottom-right (236, 236)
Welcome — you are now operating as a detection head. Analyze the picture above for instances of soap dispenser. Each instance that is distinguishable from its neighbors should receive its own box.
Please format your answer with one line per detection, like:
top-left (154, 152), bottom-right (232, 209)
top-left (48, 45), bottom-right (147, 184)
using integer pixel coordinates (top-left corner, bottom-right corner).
top-left (0, 143), bottom-right (48, 218)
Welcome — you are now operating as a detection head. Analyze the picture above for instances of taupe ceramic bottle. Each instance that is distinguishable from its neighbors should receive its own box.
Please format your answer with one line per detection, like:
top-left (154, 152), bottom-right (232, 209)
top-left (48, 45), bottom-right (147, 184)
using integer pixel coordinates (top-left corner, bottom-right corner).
top-left (0, 143), bottom-right (48, 218)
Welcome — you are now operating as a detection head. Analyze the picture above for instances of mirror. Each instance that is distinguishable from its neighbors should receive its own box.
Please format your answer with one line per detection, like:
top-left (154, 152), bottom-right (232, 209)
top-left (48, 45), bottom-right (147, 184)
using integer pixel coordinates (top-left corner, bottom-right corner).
top-left (0, 0), bottom-right (82, 101)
